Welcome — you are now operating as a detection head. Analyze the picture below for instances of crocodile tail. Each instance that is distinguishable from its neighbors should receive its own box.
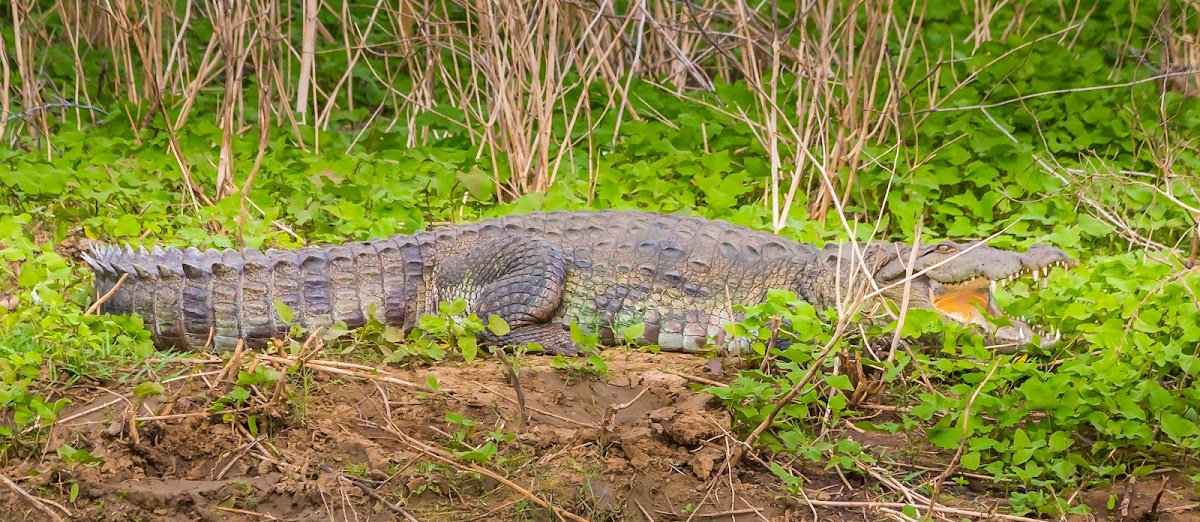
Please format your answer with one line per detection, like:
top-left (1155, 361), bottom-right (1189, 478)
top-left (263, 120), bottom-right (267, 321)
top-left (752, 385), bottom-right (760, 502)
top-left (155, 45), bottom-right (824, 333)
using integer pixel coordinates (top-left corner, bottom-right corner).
top-left (82, 238), bottom-right (424, 352)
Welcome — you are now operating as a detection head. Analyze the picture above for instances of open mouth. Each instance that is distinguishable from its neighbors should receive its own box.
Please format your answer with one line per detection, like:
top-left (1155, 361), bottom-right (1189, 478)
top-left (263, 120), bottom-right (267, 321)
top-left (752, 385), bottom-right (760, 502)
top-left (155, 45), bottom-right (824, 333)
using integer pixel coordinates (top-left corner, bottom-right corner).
top-left (928, 259), bottom-right (1074, 350)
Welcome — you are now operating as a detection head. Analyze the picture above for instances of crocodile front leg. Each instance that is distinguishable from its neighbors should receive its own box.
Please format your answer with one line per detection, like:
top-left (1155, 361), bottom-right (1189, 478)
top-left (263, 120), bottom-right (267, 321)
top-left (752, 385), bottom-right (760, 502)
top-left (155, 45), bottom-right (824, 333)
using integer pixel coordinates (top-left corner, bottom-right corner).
top-left (433, 236), bottom-right (580, 356)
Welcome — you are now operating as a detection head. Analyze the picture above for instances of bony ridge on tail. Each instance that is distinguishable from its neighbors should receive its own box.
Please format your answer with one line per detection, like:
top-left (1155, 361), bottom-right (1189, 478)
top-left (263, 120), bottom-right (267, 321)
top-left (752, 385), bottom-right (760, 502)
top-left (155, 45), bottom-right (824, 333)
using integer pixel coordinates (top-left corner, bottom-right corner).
top-left (83, 210), bottom-right (1076, 355)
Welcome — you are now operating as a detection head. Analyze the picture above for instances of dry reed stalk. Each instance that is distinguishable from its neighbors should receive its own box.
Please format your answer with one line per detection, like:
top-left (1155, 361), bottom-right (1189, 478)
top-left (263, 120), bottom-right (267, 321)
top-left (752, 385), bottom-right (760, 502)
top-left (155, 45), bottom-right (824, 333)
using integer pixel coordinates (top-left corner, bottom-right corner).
top-left (96, 0), bottom-right (209, 206)
top-left (610, 0), bottom-right (647, 144)
top-left (548, 1), bottom-right (643, 188)
top-left (460, 0), bottom-right (567, 197)
top-left (315, 1), bottom-right (363, 129)
top-left (93, 0), bottom-right (133, 106)
top-left (403, 0), bottom-right (438, 146)
top-left (144, 0), bottom-right (164, 102)
top-left (103, 0), bottom-right (182, 134)
top-left (295, 0), bottom-right (319, 122)
top-left (10, 0), bottom-right (50, 149)
top-left (0, 9), bottom-right (10, 141)
top-left (718, 0), bottom-right (914, 230)
top-left (247, 0), bottom-right (306, 151)
top-left (0, 0), bottom-right (781, 197)
top-left (106, 0), bottom-right (146, 125)
top-left (209, 0), bottom-right (253, 200)
top-left (4, 0), bottom-right (1106, 216)
top-left (965, 0), bottom-right (1011, 50)
top-left (1159, 2), bottom-right (1200, 98)
top-left (559, 0), bottom-right (646, 184)
top-left (808, 2), bottom-right (901, 223)
top-left (163, 0), bottom-right (197, 97)
top-left (56, 0), bottom-right (97, 129)
top-left (238, 0), bottom-right (282, 249)
top-left (642, 0), bottom-right (712, 91)
top-left (564, 0), bottom-right (626, 86)
top-left (3, 0), bottom-right (954, 221)
top-left (440, 0), bottom-right (676, 200)
top-left (171, 35), bottom-right (221, 129)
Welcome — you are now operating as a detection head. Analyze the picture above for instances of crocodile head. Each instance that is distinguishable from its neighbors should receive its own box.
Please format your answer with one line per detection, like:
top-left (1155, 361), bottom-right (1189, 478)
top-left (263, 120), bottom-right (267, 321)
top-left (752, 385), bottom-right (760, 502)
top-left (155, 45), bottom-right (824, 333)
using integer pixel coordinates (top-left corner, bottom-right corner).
top-left (843, 241), bottom-right (1075, 351)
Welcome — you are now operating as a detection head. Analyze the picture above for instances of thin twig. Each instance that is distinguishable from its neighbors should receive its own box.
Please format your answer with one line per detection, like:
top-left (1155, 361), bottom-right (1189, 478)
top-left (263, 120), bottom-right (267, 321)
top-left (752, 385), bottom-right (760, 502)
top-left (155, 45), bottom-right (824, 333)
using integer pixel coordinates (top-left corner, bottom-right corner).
top-left (84, 272), bottom-right (128, 316)
top-left (3, 102), bottom-right (107, 122)
top-left (1, 474), bottom-right (66, 521)
top-left (492, 348), bottom-right (527, 432)
top-left (716, 309), bottom-right (855, 476)
top-left (254, 354), bottom-right (432, 393)
top-left (635, 499), bottom-right (656, 522)
top-left (1119, 476), bottom-right (1136, 522)
top-left (662, 368), bottom-right (727, 388)
top-left (211, 506), bottom-right (280, 520)
top-left (797, 498), bottom-right (1044, 522)
top-left (599, 385), bottom-right (650, 449)
top-left (318, 463), bottom-right (420, 522)
top-left (474, 383), bottom-right (598, 428)
top-left (979, 107), bottom-right (1167, 251)
top-left (927, 358), bottom-right (1001, 512)
top-left (914, 69), bottom-right (1200, 114)
top-left (673, 508), bottom-right (758, 518)
top-left (215, 435), bottom-right (266, 480)
top-left (1148, 477), bottom-right (1170, 519)
top-left (385, 424), bottom-right (590, 522)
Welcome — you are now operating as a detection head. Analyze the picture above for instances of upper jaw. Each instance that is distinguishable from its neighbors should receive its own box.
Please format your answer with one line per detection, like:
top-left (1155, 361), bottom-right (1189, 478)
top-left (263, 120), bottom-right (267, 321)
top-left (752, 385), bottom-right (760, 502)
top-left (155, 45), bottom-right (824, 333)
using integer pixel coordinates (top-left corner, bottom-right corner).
top-left (919, 243), bottom-right (1074, 352)
top-left (927, 246), bottom-right (1076, 287)
top-left (832, 241), bottom-right (1074, 352)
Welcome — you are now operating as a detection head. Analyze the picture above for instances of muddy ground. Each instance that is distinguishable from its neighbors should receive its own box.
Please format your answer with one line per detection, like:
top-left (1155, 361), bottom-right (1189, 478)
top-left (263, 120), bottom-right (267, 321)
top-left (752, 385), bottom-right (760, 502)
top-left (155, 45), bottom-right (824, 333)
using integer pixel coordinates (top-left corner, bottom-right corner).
top-left (1, 349), bottom-right (1197, 521)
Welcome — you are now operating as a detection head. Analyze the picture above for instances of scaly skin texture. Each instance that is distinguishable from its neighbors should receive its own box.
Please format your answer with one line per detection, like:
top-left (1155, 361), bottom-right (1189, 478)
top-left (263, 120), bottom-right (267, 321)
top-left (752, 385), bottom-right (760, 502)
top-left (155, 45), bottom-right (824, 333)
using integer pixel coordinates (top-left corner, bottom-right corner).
top-left (85, 210), bottom-right (1074, 355)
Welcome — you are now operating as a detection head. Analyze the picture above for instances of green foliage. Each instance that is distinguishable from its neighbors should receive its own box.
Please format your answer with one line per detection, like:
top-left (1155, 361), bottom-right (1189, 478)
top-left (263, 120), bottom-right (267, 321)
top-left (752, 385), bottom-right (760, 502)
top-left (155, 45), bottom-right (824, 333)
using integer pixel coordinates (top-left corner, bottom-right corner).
top-left (340, 298), bottom-right (489, 364)
top-left (444, 412), bottom-right (478, 445)
top-left (714, 258), bottom-right (1200, 517)
top-left (706, 290), bottom-right (869, 464)
top-left (550, 352), bottom-right (610, 381)
top-left (0, 0), bottom-right (1197, 516)
top-left (132, 381), bottom-right (165, 397)
top-left (56, 444), bottom-right (104, 468)
top-left (906, 258), bottom-right (1200, 514)
top-left (0, 207), bottom-right (157, 458)
top-left (443, 411), bottom-right (511, 464)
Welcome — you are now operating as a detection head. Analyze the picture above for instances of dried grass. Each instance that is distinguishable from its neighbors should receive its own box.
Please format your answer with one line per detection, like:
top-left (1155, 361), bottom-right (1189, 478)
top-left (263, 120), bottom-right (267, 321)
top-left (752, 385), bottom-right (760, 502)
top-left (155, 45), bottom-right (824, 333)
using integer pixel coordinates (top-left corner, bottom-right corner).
top-left (0, 0), bottom-right (1187, 224)
top-left (1157, 0), bottom-right (1200, 97)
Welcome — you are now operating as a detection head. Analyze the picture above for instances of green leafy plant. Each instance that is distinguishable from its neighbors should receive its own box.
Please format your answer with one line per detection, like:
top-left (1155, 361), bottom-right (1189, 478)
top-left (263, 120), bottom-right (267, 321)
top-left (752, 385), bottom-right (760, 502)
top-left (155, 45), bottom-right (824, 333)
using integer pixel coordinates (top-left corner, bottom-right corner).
top-left (57, 444), bottom-right (103, 469)
top-left (1, 0), bottom-right (1198, 517)
top-left (550, 351), bottom-right (610, 381)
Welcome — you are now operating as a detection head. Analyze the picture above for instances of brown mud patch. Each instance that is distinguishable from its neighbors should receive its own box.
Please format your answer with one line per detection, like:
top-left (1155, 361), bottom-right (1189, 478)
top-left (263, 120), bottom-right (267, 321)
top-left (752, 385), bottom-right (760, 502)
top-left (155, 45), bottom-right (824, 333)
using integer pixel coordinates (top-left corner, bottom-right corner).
top-left (1, 351), bottom-right (1197, 521)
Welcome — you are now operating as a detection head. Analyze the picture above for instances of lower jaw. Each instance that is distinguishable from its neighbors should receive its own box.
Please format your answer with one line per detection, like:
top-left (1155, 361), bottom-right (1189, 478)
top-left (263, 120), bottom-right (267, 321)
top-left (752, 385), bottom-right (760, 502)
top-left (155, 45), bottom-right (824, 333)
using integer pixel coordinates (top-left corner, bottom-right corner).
top-left (981, 326), bottom-right (1059, 354)
top-left (919, 330), bottom-right (1053, 355)
top-left (987, 336), bottom-right (1039, 354)
top-left (937, 316), bottom-right (1058, 354)
top-left (934, 302), bottom-right (1058, 353)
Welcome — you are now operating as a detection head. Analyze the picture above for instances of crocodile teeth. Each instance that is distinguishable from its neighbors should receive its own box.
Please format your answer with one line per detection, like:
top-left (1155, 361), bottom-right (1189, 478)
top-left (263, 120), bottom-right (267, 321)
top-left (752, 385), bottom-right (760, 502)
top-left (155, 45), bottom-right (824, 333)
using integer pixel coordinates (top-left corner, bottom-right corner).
top-left (989, 280), bottom-right (997, 293)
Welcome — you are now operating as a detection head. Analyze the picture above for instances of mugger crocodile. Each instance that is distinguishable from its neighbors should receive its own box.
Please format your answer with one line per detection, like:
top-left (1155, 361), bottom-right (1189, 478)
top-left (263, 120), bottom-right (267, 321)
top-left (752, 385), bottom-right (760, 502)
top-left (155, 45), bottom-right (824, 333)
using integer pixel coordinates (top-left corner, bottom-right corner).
top-left (83, 210), bottom-right (1075, 356)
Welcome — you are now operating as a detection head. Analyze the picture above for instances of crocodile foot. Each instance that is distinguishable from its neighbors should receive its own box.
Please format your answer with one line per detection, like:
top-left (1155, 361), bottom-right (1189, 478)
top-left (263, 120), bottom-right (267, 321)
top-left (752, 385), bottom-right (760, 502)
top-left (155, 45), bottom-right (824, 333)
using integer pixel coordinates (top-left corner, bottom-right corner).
top-left (486, 323), bottom-right (582, 357)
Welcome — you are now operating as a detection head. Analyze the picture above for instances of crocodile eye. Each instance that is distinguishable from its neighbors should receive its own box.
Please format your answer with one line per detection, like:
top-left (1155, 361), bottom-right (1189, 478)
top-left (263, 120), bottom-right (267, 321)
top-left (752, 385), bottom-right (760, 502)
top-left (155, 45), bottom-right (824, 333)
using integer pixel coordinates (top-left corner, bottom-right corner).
top-left (935, 243), bottom-right (955, 254)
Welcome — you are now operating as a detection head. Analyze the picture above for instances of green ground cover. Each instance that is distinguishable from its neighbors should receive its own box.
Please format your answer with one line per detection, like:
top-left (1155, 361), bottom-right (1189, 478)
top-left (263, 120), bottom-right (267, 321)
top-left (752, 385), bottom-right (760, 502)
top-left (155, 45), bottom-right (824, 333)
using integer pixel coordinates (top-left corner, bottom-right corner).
top-left (1, 0), bottom-right (1199, 517)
